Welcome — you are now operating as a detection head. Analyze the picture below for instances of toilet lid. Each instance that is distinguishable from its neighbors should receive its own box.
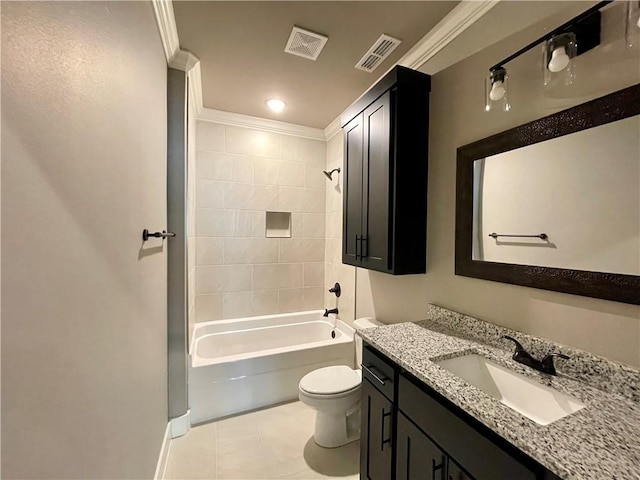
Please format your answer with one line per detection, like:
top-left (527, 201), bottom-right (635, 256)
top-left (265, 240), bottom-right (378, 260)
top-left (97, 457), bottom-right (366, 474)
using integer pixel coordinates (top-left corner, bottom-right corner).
top-left (300, 366), bottom-right (361, 395)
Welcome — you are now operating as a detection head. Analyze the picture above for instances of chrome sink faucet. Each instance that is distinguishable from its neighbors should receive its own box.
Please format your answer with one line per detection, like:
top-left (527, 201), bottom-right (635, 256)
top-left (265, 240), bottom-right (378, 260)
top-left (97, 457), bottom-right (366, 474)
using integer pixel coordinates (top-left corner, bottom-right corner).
top-left (501, 335), bottom-right (570, 376)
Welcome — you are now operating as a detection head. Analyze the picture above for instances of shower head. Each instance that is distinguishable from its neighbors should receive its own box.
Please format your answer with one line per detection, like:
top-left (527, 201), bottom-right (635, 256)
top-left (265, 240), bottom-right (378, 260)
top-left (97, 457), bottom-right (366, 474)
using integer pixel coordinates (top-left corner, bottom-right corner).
top-left (323, 168), bottom-right (341, 180)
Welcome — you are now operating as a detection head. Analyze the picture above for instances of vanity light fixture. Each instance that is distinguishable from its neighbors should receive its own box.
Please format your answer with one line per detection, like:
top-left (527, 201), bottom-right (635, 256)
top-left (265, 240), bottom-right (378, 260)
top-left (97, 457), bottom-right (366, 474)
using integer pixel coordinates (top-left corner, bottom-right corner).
top-left (545, 33), bottom-right (576, 73)
top-left (485, 68), bottom-right (510, 112)
top-left (266, 98), bottom-right (286, 113)
top-left (543, 32), bottom-right (577, 85)
top-left (485, 1), bottom-right (610, 112)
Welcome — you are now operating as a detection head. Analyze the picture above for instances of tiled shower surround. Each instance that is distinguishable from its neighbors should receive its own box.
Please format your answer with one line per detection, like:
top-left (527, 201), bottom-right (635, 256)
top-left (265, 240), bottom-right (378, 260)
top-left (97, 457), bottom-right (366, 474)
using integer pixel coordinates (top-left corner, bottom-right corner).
top-left (194, 121), bottom-right (330, 321)
top-left (324, 132), bottom-right (356, 324)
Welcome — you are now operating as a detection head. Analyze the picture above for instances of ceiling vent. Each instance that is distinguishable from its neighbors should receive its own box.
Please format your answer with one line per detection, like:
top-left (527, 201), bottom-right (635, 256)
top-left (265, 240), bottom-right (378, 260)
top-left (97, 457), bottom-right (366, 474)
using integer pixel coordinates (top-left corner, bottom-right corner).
top-left (284, 26), bottom-right (328, 61)
top-left (355, 34), bottom-right (402, 73)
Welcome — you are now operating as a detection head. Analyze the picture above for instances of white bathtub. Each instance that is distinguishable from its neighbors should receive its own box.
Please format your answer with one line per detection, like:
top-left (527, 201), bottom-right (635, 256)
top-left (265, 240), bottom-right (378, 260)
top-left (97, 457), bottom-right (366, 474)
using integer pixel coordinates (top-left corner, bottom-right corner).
top-left (189, 310), bottom-right (355, 424)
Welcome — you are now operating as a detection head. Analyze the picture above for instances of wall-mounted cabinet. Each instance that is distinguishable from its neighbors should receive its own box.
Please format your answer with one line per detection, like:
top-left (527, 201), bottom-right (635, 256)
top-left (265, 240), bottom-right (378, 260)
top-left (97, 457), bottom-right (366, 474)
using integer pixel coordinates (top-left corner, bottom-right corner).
top-left (341, 66), bottom-right (431, 275)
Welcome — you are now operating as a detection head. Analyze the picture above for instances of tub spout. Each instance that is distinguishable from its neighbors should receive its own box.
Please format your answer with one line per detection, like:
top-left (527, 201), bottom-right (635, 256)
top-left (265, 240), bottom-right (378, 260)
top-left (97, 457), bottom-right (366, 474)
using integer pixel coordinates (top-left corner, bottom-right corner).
top-left (323, 308), bottom-right (339, 317)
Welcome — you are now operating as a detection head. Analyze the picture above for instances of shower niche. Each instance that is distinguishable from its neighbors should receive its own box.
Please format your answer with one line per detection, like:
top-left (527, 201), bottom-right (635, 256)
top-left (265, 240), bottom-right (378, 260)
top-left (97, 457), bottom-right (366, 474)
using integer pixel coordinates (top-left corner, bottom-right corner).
top-left (266, 211), bottom-right (292, 238)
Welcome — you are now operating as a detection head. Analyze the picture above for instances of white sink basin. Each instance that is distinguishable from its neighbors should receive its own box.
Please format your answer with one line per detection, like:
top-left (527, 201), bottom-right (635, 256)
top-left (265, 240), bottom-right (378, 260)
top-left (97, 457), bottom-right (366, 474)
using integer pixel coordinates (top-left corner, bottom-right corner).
top-left (435, 354), bottom-right (585, 425)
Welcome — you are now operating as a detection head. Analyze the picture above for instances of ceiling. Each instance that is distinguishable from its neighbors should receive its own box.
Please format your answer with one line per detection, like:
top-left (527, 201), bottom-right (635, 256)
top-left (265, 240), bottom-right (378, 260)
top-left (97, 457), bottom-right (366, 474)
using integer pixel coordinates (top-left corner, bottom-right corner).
top-left (173, 1), bottom-right (458, 128)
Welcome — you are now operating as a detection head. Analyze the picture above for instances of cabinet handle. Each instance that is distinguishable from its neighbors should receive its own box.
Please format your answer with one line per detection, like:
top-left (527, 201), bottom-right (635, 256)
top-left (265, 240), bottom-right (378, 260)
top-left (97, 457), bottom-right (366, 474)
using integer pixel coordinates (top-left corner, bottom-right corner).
top-left (355, 234), bottom-right (360, 260)
top-left (361, 236), bottom-right (368, 258)
top-left (361, 364), bottom-right (387, 386)
top-left (380, 409), bottom-right (392, 451)
top-left (432, 457), bottom-right (445, 480)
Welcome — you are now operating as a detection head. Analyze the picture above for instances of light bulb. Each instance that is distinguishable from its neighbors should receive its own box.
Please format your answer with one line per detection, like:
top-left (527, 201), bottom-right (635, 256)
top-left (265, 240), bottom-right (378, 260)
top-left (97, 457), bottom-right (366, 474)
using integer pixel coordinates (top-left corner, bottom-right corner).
top-left (548, 46), bottom-right (570, 73)
top-left (266, 98), bottom-right (286, 112)
top-left (489, 80), bottom-right (505, 101)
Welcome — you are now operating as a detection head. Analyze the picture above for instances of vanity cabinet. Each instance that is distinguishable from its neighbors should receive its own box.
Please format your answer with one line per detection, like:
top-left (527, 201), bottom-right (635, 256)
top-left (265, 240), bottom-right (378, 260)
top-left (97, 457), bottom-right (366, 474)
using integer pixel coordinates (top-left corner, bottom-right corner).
top-left (360, 378), bottom-right (394, 480)
top-left (360, 343), bottom-right (562, 480)
top-left (360, 345), bottom-right (398, 480)
top-left (341, 66), bottom-right (431, 275)
top-left (396, 412), bottom-right (449, 480)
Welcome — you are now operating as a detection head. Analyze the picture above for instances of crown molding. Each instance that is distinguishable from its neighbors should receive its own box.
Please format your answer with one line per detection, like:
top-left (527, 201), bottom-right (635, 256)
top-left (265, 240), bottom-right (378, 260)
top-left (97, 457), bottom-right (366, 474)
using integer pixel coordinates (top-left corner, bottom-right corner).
top-left (188, 62), bottom-right (203, 116)
top-left (322, 0), bottom-right (499, 134)
top-left (169, 49), bottom-right (199, 72)
top-left (324, 117), bottom-right (342, 141)
top-left (399, 0), bottom-right (501, 70)
top-left (151, 0), bottom-right (180, 64)
top-left (152, 0), bottom-right (204, 115)
top-left (198, 108), bottom-right (326, 141)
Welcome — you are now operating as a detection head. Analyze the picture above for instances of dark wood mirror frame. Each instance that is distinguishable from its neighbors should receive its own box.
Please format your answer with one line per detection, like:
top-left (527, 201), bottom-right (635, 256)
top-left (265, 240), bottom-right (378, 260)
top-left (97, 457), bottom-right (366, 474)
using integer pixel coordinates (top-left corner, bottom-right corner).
top-left (455, 83), bottom-right (640, 305)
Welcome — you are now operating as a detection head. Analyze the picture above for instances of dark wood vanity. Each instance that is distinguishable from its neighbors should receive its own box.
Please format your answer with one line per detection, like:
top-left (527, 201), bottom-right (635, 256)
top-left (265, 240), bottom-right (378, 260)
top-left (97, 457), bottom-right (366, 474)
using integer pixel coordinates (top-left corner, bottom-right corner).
top-left (360, 343), bottom-right (562, 480)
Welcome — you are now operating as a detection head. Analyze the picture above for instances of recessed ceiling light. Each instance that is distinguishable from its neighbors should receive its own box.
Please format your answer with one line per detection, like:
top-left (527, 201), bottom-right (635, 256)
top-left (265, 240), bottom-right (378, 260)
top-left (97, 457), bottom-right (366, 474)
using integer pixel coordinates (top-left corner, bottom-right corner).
top-left (266, 99), bottom-right (286, 113)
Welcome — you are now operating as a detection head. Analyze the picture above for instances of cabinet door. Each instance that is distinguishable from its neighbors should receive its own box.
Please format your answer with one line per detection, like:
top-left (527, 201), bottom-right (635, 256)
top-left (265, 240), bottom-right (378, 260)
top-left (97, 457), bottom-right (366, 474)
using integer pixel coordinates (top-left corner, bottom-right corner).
top-left (362, 91), bottom-right (391, 272)
top-left (360, 378), bottom-right (394, 480)
top-left (342, 113), bottom-right (364, 266)
top-left (447, 459), bottom-right (475, 480)
top-left (396, 412), bottom-right (447, 480)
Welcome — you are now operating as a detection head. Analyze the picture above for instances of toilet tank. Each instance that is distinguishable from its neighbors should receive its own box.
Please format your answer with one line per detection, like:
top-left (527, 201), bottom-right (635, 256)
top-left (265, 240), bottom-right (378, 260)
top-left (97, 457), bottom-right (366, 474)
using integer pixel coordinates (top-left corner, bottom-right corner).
top-left (353, 317), bottom-right (383, 367)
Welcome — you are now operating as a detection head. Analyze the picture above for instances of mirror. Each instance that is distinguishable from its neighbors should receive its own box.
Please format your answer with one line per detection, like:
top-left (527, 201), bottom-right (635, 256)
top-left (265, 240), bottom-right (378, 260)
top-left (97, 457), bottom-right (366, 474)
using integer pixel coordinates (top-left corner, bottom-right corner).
top-left (456, 84), bottom-right (640, 305)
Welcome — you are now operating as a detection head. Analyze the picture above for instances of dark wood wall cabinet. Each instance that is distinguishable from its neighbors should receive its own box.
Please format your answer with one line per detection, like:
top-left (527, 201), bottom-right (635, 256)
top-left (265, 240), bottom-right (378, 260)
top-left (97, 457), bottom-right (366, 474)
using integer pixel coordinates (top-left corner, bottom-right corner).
top-left (341, 66), bottom-right (431, 275)
top-left (360, 343), bottom-right (562, 480)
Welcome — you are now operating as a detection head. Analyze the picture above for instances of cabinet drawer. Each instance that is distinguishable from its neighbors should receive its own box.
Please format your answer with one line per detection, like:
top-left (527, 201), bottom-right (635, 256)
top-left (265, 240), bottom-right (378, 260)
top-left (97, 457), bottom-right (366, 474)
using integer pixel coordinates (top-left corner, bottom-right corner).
top-left (362, 345), bottom-right (396, 402)
top-left (399, 374), bottom-right (540, 480)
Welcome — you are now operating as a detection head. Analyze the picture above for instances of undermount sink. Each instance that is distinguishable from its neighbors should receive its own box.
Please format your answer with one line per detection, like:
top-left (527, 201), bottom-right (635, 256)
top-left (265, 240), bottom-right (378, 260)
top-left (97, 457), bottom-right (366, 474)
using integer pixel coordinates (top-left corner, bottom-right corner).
top-left (435, 354), bottom-right (585, 425)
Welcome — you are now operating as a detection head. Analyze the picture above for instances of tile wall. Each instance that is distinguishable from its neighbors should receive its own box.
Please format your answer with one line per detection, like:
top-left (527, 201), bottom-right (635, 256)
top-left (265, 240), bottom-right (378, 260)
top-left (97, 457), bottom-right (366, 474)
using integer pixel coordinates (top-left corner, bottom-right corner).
top-left (194, 121), bottom-right (327, 321)
top-left (324, 132), bottom-right (356, 324)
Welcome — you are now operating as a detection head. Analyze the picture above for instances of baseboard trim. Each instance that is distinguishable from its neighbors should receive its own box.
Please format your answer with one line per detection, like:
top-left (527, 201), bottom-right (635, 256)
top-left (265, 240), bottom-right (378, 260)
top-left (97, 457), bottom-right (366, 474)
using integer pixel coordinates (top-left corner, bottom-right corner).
top-left (154, 423), bottom-right (171, 480)
top-left (170, 409), bottom-right (191, 438)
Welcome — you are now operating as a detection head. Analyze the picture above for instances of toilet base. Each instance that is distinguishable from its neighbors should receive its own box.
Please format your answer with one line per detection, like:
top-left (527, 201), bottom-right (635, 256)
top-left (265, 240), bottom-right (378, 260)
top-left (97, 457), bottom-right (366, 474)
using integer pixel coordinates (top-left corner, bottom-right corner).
top-left (312, 407), bottom-right (360, 448)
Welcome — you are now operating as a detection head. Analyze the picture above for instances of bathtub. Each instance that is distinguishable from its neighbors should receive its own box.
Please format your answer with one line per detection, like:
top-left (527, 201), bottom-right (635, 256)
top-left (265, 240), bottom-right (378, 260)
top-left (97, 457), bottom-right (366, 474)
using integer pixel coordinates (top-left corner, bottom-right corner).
top-left (189, 310), bottom-right (355, 424)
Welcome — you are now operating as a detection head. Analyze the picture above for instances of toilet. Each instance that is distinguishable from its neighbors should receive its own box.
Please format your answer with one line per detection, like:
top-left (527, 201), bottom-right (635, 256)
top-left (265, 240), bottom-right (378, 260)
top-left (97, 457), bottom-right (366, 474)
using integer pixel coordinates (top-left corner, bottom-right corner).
top-left (298, 317), bottom-right (383, 448)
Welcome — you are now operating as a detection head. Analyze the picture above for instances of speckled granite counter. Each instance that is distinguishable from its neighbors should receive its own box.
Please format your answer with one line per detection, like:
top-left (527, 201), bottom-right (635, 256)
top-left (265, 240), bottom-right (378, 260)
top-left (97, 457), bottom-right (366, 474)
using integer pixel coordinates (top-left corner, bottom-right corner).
top-left (357, 305), bottom-right (640, 480)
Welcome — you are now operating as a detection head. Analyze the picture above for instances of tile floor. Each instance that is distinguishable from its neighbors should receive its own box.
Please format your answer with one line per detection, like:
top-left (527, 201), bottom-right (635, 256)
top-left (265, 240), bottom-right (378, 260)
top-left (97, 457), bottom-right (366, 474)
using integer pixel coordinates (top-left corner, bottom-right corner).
top-left (165, 401), bottom-right (360, 480)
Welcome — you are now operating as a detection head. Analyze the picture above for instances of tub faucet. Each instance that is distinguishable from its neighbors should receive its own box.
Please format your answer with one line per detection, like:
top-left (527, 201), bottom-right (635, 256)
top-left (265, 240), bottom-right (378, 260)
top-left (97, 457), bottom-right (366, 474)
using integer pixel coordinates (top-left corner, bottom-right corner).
top-left (323, 308), bottom-right (339, 317)
top-left (502, 335), bottom-right (570, 376)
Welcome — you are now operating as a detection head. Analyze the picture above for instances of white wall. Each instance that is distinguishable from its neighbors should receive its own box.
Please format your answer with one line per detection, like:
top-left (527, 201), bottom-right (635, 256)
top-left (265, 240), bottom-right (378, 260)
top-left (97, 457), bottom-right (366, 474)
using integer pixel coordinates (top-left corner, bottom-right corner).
top-left (356, 2), bottom-right (640, 367)
top-left (194, 121), bottom-right (326, 321)
top-left (1, 1), bottom-right (168, 478)
top-left (479, 116), bottom-right (640, 275)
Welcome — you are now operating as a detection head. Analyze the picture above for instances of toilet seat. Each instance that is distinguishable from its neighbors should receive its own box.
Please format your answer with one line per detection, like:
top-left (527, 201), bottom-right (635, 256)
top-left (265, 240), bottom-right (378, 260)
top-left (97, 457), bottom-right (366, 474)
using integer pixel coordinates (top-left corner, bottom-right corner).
top-left (299, 366), bottom-right (361, 396)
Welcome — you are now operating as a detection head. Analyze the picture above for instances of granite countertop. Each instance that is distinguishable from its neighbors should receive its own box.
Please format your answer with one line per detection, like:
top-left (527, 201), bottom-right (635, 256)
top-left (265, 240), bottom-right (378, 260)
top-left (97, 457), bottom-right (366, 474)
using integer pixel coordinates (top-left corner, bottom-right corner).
top-left (357, 305), bottom-right (640, 480)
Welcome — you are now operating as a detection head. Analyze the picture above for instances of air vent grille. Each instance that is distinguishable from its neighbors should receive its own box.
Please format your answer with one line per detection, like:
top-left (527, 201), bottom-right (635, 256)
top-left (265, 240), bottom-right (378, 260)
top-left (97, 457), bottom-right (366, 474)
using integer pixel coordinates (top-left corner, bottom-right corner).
top-left (355, 34), bottom-right (402, 73)
top-left (284, 26), bottom-right (328, 61)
